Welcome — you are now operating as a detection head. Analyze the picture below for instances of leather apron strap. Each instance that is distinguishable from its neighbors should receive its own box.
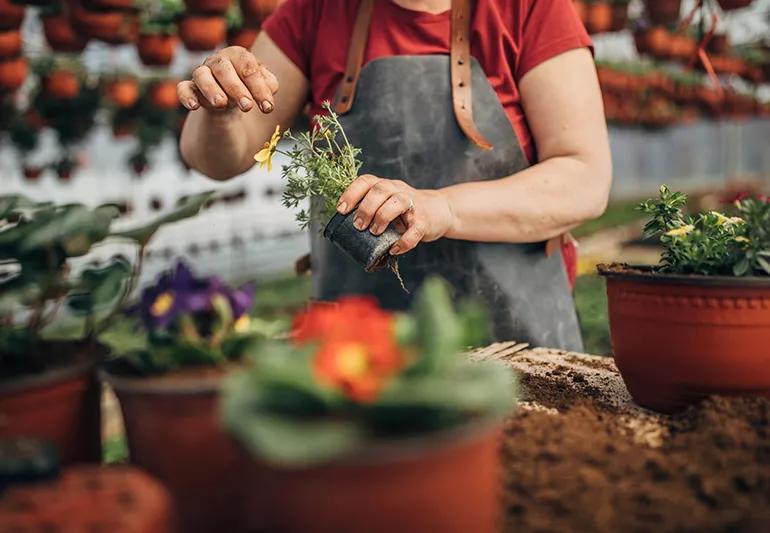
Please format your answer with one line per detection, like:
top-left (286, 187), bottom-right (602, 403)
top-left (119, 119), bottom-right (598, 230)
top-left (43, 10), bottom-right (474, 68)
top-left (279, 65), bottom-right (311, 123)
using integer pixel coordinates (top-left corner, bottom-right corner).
top-left (334, 0), bottom-right (493, 151)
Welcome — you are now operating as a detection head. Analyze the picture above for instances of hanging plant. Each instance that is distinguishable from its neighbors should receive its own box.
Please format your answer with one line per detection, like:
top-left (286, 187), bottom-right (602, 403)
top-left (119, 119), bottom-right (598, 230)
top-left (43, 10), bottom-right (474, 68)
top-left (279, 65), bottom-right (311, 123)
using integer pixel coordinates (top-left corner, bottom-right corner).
top-left (608, 0), bottom-right (629, 32)
top-left (149, 78), bottom-right (179, 109)
top-left (137, 0), bottom-right (181, 66)
top-left (22, 165), bottom-right (44, 181)
top-left (225, 2), bottom-right (257, 49)
top-left (0, 28), bottom-right (21, 58)
top-left (179, 13), bottom-right (225, 51)
top-left (44, 69), bottom-right (80, 100)
top-left (585, 1), bottom-right (613, 34)
top-left (69, 1), bottom-right (139, 44)
top-left (0, 0), bottom-right (25, 30)
top-left (129, 151), bottom-right (149, 175)
top-left (111, 106), bottom-right (138, 137)
top-left (40, 5), bottom-right (89, 53)
top-left (54, 153), bottom-right (78, 181)
top-left (0, 56), bottom-right (27, 92)
top-left (645, 0), bottom-right (681, 24)
top-left (105, 74), bottom-right (140, 108)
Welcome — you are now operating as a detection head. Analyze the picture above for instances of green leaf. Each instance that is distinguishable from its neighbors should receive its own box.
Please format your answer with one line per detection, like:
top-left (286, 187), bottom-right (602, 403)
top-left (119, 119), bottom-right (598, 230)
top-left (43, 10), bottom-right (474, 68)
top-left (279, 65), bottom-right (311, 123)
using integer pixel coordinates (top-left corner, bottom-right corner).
top-left (733, 257), bottom-right (750, 277)
top-left (0, 195), bottom-right (35, 220)
top-left (407, 276), bottom-right (462, 375)
top-left (67, 256), bottom-right (132, 315)
top-left (0, 274), bottom-right (42, 313)
top-left (757, 256), bottom-right (770, 276)
top-left (112, 191), bottom-right (214, 245)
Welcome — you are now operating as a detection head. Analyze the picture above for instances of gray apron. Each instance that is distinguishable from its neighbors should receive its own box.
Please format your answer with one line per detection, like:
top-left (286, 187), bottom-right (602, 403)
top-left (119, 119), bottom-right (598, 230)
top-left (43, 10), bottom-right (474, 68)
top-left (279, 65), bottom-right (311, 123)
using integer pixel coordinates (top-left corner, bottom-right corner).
top-left (310, 28), bottom-right (583, 351)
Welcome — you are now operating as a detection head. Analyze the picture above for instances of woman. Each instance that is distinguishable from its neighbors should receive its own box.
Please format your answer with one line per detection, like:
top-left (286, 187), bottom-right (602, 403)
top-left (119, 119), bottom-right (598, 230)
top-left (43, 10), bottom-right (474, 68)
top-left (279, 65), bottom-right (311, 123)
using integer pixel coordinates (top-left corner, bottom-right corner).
top-left (178, 0), bottom-right (612, 351)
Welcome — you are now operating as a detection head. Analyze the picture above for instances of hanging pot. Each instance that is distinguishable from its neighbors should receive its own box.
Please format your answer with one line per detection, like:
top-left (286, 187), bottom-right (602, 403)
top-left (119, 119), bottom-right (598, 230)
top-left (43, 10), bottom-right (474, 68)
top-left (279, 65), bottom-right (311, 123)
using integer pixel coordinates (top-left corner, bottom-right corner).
top-left (0, 28), bottom-right (20, 57)
top-left (226, 27), bottom-right (258, 49)
top-left (609, 1), bottom-right (629, 32)
top-left (184, 0), bottom-right (231, 14)
top-left (22, 165), bottom-right (43, 180)
top-left (179, 14), bottom-right (226, 51)
top-left (668, 33), bottom-right (696, 62)
top-left (645, 0), bottom-right (681, 24)
top-left (643, 26), bottom-right (672, 59)
top-left (0, 55), bottom-right (26, 91)
top-left (717, 0), bottom-right (752, 10)
top-left (106, 78), bottom-right (139, 108)
top-left (585, 1), bottom-right (613, 34)
top-left (240, 0), bottom-right (280, 26)
top-left (44, 69), bottom-right (80, 99)
top-left (42, 13), bottom-right (89, 53)
top-left (0, 0), bottom-right (24, 30)
top-left (137, 33), bottom-right (177, 67)
top-left (81, 0), bottom-right (134, 10)
top-left (323, 208), bottom-right (401, 272)
top-left (150, 79), bottom-right (180, 110)
top-left (69, 4), bottom-right (138, 44)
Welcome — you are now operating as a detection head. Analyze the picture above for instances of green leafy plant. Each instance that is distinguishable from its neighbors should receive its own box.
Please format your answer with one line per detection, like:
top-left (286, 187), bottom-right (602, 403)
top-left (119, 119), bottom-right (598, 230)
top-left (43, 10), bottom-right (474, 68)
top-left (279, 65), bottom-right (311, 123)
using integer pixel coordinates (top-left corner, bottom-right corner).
top-left (137, 0), bottom-right (183, 35)
top-left (260, 101), bottom-right (361, 229)
top-left (0, 192), bottom-right (213, 374)
top-left (639, 185), bottom-right (770, 276)
top-left (222, 277), bottom-right (516, 465)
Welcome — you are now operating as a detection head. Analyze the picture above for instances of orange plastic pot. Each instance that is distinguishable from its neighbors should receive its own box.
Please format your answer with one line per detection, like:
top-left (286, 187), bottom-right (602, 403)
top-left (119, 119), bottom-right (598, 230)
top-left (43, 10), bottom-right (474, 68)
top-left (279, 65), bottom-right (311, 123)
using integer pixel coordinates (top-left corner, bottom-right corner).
top-left (44, 69), bottom-right (80, 99)
top-left (107, 78), bottom-right (139, 108)
top-left (0, 29), bottom-right (21, 57)
top-left (0, 345), bottom-right (103, 465)
top-left (668, 34), bottom-right (696, 61)
top-left (585, 1), bottom-right (612, 34)
top-left (42, 13), bottom-right (89, 52)
top-left (70, 5), bottom-right (138, 44)
top-left (149, 80), bottom-right (180, 110)
top-left (227, 27), bottom-right (259, 49)
top-left (0, 56), bottom-right (27, 91)
top-left (104, 369), bottom-right (250, 533)
top-left (0, 0), bottom-right (24, 30)
top-left (137, 33), bottom-right (177, 67)
top-left (0, 466), bottom-right (173, 532)
top-left (600, 266), bottom-right (770, 413)
top-left (643, 26), bottom-right (672, 59)
top-left (243, 423), bottom-right (503, 533)
top-left (645, 0), bottom-right (681, 24)
top-left (179, 15), bottom-right (226, 51)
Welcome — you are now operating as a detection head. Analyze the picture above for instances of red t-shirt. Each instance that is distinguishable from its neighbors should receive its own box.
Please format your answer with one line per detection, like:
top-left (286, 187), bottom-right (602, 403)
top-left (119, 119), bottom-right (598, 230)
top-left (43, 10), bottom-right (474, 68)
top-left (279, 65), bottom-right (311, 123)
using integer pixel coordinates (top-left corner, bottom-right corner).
top-left (263, 0), bottom-right (592, 164)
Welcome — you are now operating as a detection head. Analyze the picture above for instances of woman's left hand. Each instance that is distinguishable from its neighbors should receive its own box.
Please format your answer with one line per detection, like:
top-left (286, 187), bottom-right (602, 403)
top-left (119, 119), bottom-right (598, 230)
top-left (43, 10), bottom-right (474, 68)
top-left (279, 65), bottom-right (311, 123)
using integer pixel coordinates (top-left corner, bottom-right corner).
top-left (336, 175), bottom-right (455, 256)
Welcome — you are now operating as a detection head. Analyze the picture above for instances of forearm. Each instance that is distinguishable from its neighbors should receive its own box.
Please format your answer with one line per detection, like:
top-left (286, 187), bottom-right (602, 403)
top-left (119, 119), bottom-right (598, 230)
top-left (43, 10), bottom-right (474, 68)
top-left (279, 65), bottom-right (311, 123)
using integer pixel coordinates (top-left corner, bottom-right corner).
top-left (180, 108), bottom-right (257, 181)
top-left (441, 154), bottom-right (611, 243)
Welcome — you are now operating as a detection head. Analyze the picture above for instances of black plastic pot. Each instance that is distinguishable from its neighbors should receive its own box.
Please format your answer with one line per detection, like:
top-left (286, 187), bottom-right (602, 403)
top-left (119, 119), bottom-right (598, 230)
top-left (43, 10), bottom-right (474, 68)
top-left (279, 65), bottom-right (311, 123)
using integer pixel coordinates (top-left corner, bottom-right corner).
top-left (324, 209), bottom-right (401, 272)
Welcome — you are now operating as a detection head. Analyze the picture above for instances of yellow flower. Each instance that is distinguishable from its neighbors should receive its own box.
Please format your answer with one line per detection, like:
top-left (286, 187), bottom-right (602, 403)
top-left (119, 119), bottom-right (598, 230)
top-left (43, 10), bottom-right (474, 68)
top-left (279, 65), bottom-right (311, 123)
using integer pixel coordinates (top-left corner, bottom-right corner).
top-left (254, 125), bottom-right (281, 172)
top-left (151, 292), bottom-right (175, 317)
top-left (665, 224), bottom-right (695, 237)
top-left (734, 236), bottom-right (750, 244)
top-left (233, 315), bottom-right (251, 333)
top-left (711, 212), bottom-right (744, 226)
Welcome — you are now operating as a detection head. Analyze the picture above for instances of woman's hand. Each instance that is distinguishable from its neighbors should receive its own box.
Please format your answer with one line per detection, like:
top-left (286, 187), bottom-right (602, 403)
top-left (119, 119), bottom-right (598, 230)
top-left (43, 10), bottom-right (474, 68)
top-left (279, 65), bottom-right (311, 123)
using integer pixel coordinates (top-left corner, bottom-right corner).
top-left (177, 46), bottom-right (279, 114)
top-left (337, 175), bottom-right (455, 256)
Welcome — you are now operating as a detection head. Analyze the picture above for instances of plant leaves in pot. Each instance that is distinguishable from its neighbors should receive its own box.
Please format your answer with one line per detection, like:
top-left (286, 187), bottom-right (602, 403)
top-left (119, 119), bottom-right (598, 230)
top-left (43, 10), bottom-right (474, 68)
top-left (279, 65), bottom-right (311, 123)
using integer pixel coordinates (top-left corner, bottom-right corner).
top-left (598, 186), bottom-right (770, 413)
top-left (257, 101), bottom-right (402, 274)
top-left (101, 258), bottom-right (287, 533)
top-left (222, 276), bottom-right (517, 533)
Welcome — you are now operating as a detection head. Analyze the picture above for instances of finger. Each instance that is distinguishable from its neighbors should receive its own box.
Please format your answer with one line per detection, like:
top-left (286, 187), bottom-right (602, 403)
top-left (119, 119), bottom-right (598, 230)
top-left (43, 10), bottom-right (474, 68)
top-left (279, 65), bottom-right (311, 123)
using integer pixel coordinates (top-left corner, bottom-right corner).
top-left (259, 65), bottom-right (280, 94)
top-left (337, 174), bottom-right (379, 215)
top-left (393, 218), bottom-right (407, 233)
top-left (391, 222), bottom-right (426, 256)
top-left (192, 65), bottom-right (227, 109)
top-left (177, 80), bottom-right (200, 110)
top-left (204, 55), bottom-right (254, 111)
top-left (370, 192), bottom-right (411, 235)
top-left (230, 48), bottom-right (276, 113)
top-left (354, 181), bottom-right (399, 230)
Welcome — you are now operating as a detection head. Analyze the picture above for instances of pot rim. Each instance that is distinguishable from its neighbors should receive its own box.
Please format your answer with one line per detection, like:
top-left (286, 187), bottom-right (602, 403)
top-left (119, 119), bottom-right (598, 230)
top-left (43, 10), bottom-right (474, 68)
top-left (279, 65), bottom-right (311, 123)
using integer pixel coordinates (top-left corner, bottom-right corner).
top-left (100, 365), bottom-right (224, 396)
top-left (597, 263), bottom-right (770, 288)
top-left (0, 342), bottom-right (105, 395)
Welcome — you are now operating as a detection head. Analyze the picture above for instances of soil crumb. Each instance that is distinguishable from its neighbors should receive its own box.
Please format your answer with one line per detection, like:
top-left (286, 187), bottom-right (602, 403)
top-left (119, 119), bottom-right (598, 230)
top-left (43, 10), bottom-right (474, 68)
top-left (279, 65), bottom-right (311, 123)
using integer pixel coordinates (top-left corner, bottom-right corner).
top-left (502, 396), bottom-right (770, 532)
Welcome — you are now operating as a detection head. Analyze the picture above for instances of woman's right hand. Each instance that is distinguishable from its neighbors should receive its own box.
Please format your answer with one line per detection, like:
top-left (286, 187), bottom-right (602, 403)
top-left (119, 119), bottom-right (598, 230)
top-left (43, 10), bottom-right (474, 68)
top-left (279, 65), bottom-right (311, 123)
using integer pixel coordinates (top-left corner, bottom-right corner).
top-left (177, 46), bottom-right (280, 114)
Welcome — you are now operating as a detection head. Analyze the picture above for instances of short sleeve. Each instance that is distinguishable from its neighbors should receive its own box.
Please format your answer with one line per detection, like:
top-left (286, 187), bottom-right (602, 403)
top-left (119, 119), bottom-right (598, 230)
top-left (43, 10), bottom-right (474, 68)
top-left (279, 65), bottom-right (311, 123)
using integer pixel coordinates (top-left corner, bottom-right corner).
top-left (515, 0), bottom-right (593, 81)
top-left (262, 0), bottom-right (319, 76)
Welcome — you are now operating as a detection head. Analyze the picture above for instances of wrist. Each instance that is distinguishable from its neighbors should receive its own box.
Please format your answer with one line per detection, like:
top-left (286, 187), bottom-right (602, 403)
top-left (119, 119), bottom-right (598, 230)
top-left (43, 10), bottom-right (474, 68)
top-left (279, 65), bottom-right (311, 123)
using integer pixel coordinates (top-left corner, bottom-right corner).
top-left (435, 188), bottom-right (458, 239)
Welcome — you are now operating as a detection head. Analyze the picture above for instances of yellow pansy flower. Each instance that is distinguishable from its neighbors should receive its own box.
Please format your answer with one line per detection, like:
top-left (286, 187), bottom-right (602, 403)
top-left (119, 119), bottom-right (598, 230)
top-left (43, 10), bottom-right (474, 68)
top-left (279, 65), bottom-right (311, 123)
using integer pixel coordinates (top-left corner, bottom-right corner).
top-left (711, 212), bottom-right (744, 226)
top-left (151, 291), bottom-right (175, 317)
top-left (665, 224), bottom-right (695, 237)
top-left (233, 315), bottom-right (251, 333)
top-left (734, 236), bottom-right (750, 244)
top-left (254, 125), bottom-right (282, 172)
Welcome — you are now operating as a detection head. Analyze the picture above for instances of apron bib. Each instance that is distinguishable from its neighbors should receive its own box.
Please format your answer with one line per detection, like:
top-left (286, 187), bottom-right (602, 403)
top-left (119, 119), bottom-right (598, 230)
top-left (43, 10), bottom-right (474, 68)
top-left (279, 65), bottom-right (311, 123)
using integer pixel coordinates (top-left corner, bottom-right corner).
top-left (310, 2), bottom-right (583, 351)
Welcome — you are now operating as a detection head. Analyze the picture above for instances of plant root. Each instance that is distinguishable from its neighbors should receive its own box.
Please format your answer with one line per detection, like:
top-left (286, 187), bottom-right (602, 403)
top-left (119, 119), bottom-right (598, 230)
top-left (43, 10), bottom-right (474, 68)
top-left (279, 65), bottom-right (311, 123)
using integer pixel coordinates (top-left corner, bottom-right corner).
top-left (389, 259), bottom-right (409, 293)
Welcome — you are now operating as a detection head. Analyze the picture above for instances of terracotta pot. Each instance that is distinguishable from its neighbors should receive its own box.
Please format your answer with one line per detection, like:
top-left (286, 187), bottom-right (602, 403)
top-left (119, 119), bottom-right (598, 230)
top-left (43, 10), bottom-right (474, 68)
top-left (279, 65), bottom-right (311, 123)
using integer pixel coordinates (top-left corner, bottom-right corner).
top-left (226, 27), bottom-right (258, 49)
top-left (0, 466), bottom-right (173, 532)
top-left (240, 0), bottom-right (280, 26)
top-left (609, 2), bottom-right (628, 32)
top-left (81, 0), bottom-right (134, 9)
top-left (599, 266), bottom-right (770, 413)
top-left (643, 26), bottom-right (671, 59)
top-left (0, 344), bottom-right (103, 465)
top-left (668, 34), bottom-right (696, 61)
top-left (70, 4), bottom-right (138, 44)
top-left (243, 423), bottom-right (503, 533)
top-left (149, 80), bottom-right (179, 110)
top-left (0, 55), bottom-right (26, 91)
top-left (0, 0), bottom-right (25, 30)
top-left (112, 120), bottom-right (136, 138)
top-left (107, 78), bottom-right (139, 108)
top-left (179, 14), bottom-right (226, 51)
top-left (42, 13), bottom-right (89, 52)
top-left (184, 0), bottom-right (231, 14)
top-left (0, 28), bottom-right (20, 57)
top-left (717, 0), bottom-right (752, 10)
top-left (22, 165), bottom-right (43, 180)
top-left (103, 368), bottom-right (250, 533)
top-left (137, 33), bottom-right (177, 67)
top-left (585, 1), bottom-right (612, 34)
top-left (645, 0), bottom-right (681, 24)
top-left (44, 69), bottom-right (80, 99)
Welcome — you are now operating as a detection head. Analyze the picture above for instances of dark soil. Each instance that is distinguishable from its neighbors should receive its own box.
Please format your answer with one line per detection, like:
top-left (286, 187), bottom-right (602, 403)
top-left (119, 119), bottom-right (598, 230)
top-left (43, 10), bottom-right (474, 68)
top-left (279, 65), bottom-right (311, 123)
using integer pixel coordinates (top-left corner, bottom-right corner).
top-left (502, 395), bottom-right (770, 532)
top-left (0, 341), bottom-right (105, 385)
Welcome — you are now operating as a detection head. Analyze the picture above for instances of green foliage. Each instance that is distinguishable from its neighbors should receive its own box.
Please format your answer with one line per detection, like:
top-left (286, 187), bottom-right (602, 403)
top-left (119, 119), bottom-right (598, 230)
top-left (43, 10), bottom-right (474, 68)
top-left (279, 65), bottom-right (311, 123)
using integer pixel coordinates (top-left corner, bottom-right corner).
top-left (281, 102), bottom-right (362, 229)
top-left (639, 186), bottom-right (770, 276)
top-left (222, 277), bottom-right (515, 466)
top-left (137, 0), bottom-right (183, 35)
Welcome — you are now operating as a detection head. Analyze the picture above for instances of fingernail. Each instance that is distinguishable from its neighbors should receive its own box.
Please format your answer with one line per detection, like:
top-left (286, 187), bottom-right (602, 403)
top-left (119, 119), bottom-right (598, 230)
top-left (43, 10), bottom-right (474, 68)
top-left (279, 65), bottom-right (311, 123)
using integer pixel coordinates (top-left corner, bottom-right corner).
top-left (337, 201), bottom-right (348, 213)
top-left (353, 217), bottom-right (364, 230)
top-left (370, 224), bottom-right (380, 235)
top-left (212, 94), bottom-right (223, 106)
top-left (239, 97), bottom-right (253, 110)
top-left (186, 99), bottom-right (199, 110)
top-left (390, 245), bottom-right (401, 255)
top-left (261, 100), bottom-right (273, 112)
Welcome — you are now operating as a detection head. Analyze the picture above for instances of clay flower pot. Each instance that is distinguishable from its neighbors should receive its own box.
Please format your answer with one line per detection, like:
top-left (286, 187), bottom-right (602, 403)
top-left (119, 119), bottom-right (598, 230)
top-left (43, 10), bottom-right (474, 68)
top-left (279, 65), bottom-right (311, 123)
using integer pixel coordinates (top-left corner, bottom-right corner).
top-left (106, 78), bottom-right (139, 108)
top-left (244, 423), bottom-right (503, 533)
top-left (645, 0), bottom-right (681, 24)
top-left (0, 343), bottom-right (104, 465)
top-left (184, 0), bottom-right (231, 14)
top-left (0, 55), bottom-right (27, 91)
top-left (0, 28), bottom-right (21, 57)
top-left (22, 165), bottom-right (43, 180)
top-left (643, 26), bottom-right (672, 59)
top-left (70, 4), bottom-right (138, 44)
top-left (717, 0), bottom-right (752, 10)
top-left (226, 27), bottom-right (258, 49)
top-left (44, 69), bottom-right (80, 99)
top-left (585, 1), bottom-right (613, 34)
top-left (0, 466), bottom-right (173, 532)
top-left (42, 13), bottom-right (89, 52)
top-left (599, 265), bottom-right (770, 413)
top-left (137, 33), bottom-right (177, 67)
top-left (103, 367), bottom-right (250, 533)
top-left (668, 33), bottom-right (696, 61)
top-left (0, 0), bottom-right (25, 30)
top-left (609, 2), bottom-right (629, 32)
top-left (240, 0), bottom-right (280, 25)
top-left (179, 14), bottom-right (226, 51)
top-left (324, 208), bottom-right (401, 272)
top-left (149, 79), bottom-right (180, 110)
